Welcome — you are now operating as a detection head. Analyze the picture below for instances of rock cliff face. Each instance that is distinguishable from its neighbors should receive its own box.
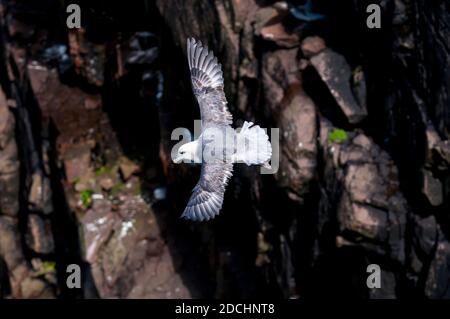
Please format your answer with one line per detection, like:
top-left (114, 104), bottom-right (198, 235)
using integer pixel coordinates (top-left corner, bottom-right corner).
top-left (0, 0), bottom-right (448, 299)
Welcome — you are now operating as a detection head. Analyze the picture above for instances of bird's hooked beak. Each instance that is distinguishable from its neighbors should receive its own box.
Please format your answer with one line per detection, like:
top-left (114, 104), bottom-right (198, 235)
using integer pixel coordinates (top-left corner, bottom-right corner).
top-left (173, 154), bottom-right (182, 164)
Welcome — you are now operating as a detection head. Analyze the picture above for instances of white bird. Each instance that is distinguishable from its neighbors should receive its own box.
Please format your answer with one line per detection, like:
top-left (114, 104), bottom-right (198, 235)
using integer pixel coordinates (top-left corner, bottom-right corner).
top-left (173, 38), bottom-right (272, 221)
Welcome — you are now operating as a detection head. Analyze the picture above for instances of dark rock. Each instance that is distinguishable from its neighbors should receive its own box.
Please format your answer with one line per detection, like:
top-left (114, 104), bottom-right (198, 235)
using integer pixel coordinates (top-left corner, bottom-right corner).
top-left (0, 217), bottom-right (25, 275)
top-left (262, 48), bottom-right (300, 112)
top-left (433, 140), bottom-right (450, 170)
top-left (368, 269), bottom-right (397, 299)
top-left (0, 74), bottom-right (54, 297)
top-left (351, 66), bottom-right (367, 113)
top-left (0, 216), bottom-right (54, 298)
top-left (309, 49), bottom-right (368, 124)
top-left (260, 24), bottom-right (300, 48)
top-left (28, 172), bottom-right (53, 214)
top-left (125, 32), bottom-right (159, 65)
top-left (275, 90), bottom-right (317, 203)
top-left (0, 0), bottom-right (448, 300)
top-left (0, 89), bottom-right (20, 217)
top-left (119, 156), bottom-right (140, 181)
top-left (255, 6), bottom-right (300, 48)
top-left (320, 124), bottom-right (407, 265)
top-left (413, 215), bottom-right (438, 258)
top-left (26, 214), bottom-right (54, 254)
top-left (0, 167), bottom-right (20, 218)
top-left (301, 36), bottom-right (326, 58)
top-left (0, 91), bottom-right (15, 149)
top-left (261, 45), bottom-right (317, 202)
top-left (84, 95), bottom-right (102, 110)
top-left (425, 241), bottom-right (450, 298)
top-left (7, 16), bottom-right (34, 39)
top-left (421, 169), bottom-right (443, 206)
top-left (68, 29), bottom-right (105, 87)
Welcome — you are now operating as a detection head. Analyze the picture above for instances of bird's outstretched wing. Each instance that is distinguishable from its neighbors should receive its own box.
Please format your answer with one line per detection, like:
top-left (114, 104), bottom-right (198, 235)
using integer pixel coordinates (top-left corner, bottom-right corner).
top-left (187, 37), bottom-right (232, 128)
top-left (182, 38), bottom-right (234, 221)
top-left (181, 161), bottom-right (233, 221)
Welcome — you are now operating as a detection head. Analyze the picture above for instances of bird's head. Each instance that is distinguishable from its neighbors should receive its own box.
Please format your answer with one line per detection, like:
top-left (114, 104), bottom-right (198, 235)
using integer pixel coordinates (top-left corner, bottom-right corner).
top-left (173, 141), bottom-right (200, 164)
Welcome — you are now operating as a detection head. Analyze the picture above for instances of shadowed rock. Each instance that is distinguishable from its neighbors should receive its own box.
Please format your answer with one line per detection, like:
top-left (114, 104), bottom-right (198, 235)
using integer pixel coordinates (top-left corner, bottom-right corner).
top-left (421, 169), bottom-right (443, 206)
top-left (26, 214), bottom-right (55, 254)
top-left (425, 240), bottom-right (450, 298)
top-left (0, 86), bottom-right (54, 298)
top-left (319, 118), bottom-right (407, 297)
top-left (304, 38), bottom-right (368, 124)
top-left (275, 89), bottom-right (317, 203)
top-left (254, 6), bottom-right (300, 48)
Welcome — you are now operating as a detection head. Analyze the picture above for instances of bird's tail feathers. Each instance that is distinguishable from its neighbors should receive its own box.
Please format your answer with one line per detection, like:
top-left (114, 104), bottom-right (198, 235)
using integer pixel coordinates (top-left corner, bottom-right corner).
top-left (236, 121), bottom-right (272, 166)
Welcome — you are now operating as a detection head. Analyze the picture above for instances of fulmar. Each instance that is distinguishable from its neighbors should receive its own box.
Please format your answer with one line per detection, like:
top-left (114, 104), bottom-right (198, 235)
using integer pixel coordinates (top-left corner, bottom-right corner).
top-left (173, 38), bottom-right (272, 221)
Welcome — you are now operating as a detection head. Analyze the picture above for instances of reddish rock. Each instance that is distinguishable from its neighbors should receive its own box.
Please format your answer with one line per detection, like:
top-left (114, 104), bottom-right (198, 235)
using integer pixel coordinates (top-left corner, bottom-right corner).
top-left (83, 194), bottom-right (191, 298)
top-left (99, 176), bottom-right (115, 191)
top-left (301, 36), bottom-right (326, 58)
top-left (63, 144), bottom-right (93, 184)
top-left (262, 48), bottom-right (300, 112)
top-left (0, 90), bottom-right (15, 149)
top-left (260, 23), bottom-right (300, 48)
top-left (84, 96), bottom-right (102, 110)
top-left (26, 214), bottom-right (54, 254)
top-left (28, 172), bottom-right (53, 214)
top-left (261, 48), bottom-right (317, 202)
top-left (275, 90), bottom-right (318, 202)
top-left (68, 29), bottom-right (105, 87)
top-left (81, 199), bottom-right (117, 263)
top-left (119, 157), bottom-right (140, 181)
top-left (0, 88), bottom-right (20, 217)
top-left (254, 6), bottom-right (300, 48)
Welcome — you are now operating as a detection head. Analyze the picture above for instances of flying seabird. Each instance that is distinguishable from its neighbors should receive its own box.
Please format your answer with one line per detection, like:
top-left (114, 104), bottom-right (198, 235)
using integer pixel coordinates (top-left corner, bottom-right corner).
top-left (173, 38), bottom-right (272, 221)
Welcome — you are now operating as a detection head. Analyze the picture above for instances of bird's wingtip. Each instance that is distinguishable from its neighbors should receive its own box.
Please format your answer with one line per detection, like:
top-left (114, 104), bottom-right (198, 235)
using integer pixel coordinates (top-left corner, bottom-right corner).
top-left (187, 37), bottom-right (198, 44)
top-left (180, 205), bottom-right (219, 222)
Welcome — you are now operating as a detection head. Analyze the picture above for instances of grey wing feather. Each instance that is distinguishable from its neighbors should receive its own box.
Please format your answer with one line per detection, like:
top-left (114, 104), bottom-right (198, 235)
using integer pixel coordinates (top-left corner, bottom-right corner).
top-left (182, 38), bottom-right (234, 221)
top-left (186, 38), bottom-right (232, 127)
top-left (181, 162), bottom-right (233, 221)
